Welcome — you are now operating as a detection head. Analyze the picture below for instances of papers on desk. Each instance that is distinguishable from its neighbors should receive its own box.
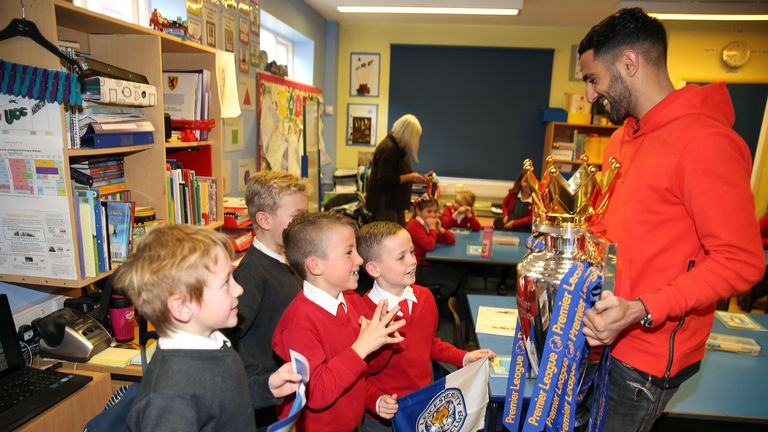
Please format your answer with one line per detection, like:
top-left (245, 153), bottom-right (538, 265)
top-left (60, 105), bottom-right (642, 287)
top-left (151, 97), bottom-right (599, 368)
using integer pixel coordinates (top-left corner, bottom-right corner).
top-left (129, 343), bottom-right (157, 365)
top-left (490, 355), bottom-right (512, 377)
top-left (466, 245), bottom-right (482, 255)
top-left (494, 236), bottom-right (520, 246)
top-left (89, 347), bottom-right (140, 367)
top-left (475, 306), bottom-right (518, 336)
top-left (715, 311), bottom-right (767, 331)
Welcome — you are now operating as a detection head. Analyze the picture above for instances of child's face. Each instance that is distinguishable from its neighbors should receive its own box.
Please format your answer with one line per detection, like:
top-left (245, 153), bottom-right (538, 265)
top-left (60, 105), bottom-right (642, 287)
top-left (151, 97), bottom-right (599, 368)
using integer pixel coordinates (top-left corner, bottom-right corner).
top-left (266, 192), bottom-right (308, 248)
top-left (416, 204), bottom-right (439, 219)
top-left (455, 197), bottom-right (467, 207)
top-left (314, 226), bottom-right (363, 295)
top-left (190, 247), bottom-right (243, 336)
top-left (370, 230), bottom-right (417, 291)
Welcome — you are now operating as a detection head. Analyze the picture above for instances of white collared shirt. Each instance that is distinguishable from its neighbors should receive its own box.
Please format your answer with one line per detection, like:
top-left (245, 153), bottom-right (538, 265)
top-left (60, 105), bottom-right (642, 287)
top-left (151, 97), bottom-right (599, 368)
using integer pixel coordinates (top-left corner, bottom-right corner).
top-left (303, 280), bottom-right (347, 316)
top-left (415, 215), bottom-right (430, 232)
top-left (367, 282), bottom-right (418, 316)
top-left (518, 191), bottom-right (532, 203)
top-left (158, 329), bottom-right (231, 350)
top-left (251, 237), bottom-right (286, 264)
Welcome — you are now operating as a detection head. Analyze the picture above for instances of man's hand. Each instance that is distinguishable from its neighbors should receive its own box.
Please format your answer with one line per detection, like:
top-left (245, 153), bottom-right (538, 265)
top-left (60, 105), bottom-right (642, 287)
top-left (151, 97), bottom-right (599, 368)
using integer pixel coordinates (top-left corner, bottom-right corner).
top-left (377, 393), bottom-right (399, 419)
top-left (268, 362), bottom-right (303, 398)
top-left (582, 291), bottom-right (646, 346)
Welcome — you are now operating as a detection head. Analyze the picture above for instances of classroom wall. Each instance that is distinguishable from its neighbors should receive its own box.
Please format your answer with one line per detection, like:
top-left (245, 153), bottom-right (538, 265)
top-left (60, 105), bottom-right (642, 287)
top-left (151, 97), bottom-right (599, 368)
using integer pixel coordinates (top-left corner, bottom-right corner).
top-left (333, 20), bottom-right (768, 188)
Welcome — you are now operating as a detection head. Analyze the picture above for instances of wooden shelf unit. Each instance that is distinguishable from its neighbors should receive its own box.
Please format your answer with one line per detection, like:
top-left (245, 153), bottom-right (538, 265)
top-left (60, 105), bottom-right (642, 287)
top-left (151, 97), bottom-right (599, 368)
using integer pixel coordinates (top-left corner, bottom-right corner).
top-left (0, 0), bottom-right (223, 289)
top-left (542, 122), bottom-right (618, 171)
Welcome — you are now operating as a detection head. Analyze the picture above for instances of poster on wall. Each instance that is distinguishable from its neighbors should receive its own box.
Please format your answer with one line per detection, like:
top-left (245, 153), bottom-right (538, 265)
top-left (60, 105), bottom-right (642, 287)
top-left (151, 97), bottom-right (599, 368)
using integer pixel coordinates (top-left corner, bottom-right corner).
top-left (237, 157), bottom-right (257, 192)
top-left (187, 16), bottom-right (203, 44)
top-left (238, 77), bottom-right (255, 110)
top-left (250, 2), bottom-right (260, 36)
top-left (203, 2), bottom-right (218, 48)
top-left (250, 41), bottom-right (260, 67)
top-left (222, 12), bottom-right (236, 52)
top-left (350, 53), bottom-right (380, 97)
top-left (239, 15), bottom-right (249, 44)
top-left (0, 95), bottom-right (77, 280)
top-left (223, 117), bottom-right (244, 152)
top-left (346, 103), bottom-right (378, 146)
top-left (239, 47), bottom-right (250, 73)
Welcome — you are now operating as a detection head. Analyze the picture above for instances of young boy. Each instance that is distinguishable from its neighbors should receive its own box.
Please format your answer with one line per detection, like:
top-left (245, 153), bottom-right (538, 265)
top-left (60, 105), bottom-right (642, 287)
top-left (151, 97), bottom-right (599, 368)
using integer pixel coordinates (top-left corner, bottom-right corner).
top-left (229, 171), bottom-right (308, 429)
top-left (273, 213), bottom-right (406, 432)
top-left (115, 224), bottom-right (301, 432)
top-left (441, 190), bottom-right (482, 231)
top-left (357, 221), bottom-right (496, 431)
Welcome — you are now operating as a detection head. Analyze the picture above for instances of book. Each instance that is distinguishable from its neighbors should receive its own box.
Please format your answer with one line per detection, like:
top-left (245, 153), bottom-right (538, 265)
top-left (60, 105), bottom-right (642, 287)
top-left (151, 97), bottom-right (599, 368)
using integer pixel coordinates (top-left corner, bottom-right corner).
top-left (715, 311), bottom-right (767, 331)
top-left (83, 76), bottom-right (158, 107)
top-left (80, 128), bottom-right (154, 148)
top-left (106, 201), bottom-right (135, 263)
top-left (77, 193), bottom-right (97, 278)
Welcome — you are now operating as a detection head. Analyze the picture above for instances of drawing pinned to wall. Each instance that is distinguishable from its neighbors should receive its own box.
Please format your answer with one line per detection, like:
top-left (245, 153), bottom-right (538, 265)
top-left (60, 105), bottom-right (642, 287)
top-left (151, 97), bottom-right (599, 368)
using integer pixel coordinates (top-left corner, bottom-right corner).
top-left (239, 15), bottom-right (249, 44)
top-left (346, 103), bottom-right (377, 146)
top-left (224, 117), bottom-right (244, 152)
top-left (237, 157), bottom-right (257, 192)
top-left (223, 161), bottom-right (232, 194)
top-left (350, 53), bottom-right (380, 97)
top-left (250, 1), bottom-right (260, 36)
top-left (250, 42), bottom-right (260, 67)
top-left (238, 77), bottom-right (255, 110)
top-left (222, 12), bottom-right (235, 52)
top-left (203, 2), bottom-right (217, 48)
top-left (239, 47), bottom-right (250, 73)
top-left (570, 44), bottom-right (583, 81)
top-left (187, 16), bottom-right (202, 44)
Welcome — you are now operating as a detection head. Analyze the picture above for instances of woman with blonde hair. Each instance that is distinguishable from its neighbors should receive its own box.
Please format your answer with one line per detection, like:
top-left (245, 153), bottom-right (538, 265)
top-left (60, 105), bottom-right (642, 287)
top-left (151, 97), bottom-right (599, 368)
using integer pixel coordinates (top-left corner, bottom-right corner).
top-left (366, 114), bottom-right (428, 226)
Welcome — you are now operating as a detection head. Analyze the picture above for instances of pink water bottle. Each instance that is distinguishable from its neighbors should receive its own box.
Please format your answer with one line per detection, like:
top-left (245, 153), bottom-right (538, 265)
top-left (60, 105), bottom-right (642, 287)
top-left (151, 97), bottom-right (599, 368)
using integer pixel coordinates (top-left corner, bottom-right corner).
top-left (109, 294), bottom-right (135, 342)
top-left (480, 226), bottom-right (494, 258)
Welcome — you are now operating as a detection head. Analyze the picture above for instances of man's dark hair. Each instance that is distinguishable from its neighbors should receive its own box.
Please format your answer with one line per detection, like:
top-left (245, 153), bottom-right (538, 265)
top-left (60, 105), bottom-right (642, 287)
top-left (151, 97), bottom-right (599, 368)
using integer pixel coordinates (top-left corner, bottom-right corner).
top-left (578, 7), bottom-right (668, 68)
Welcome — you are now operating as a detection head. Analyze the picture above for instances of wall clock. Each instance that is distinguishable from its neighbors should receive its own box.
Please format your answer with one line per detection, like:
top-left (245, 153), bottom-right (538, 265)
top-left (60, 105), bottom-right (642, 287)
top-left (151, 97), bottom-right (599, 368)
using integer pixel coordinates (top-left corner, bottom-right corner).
top-left (722, 40), bottom-right (751, 68)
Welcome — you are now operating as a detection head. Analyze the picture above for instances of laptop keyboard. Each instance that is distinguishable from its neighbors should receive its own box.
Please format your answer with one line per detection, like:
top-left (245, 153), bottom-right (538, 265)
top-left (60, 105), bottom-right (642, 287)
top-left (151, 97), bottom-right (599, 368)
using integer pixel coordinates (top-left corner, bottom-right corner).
top-left (0, 368), bottom-right (75, 412)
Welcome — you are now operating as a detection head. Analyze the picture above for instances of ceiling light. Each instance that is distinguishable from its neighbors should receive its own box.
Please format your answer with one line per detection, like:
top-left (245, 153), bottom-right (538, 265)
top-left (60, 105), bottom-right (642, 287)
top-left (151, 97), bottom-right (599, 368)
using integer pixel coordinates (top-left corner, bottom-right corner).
top-left (337, 6), bottom-right (519, 15)
top-left (622, 1), bottom-right (768, 21)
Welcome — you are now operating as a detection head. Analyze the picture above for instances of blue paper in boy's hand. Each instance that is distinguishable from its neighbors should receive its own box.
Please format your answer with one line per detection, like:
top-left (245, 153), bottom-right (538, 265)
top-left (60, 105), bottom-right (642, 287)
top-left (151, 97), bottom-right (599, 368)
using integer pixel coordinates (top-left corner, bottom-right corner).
top-left (290, 349), bottom-right (310, 383)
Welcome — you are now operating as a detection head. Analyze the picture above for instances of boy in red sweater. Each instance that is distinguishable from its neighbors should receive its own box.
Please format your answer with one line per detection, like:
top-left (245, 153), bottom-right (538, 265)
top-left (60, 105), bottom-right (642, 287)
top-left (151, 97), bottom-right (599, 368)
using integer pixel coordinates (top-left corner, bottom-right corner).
top-left (441, 190), bottom-right (482, 231)
top-left (272, 213), bottom-right (406, 431)
top-left (357, 221), bottom-right (495, 431)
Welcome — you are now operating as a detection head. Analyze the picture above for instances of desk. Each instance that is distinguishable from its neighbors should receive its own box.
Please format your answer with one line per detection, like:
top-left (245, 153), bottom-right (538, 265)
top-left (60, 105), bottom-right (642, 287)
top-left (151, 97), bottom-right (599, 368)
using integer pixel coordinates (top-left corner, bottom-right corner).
top-left (17, 369), bottom-right (112, 432)
top-left (467, 294), bottom-right (768, 429)
top-left (426, 230), bottom-right (529, 265)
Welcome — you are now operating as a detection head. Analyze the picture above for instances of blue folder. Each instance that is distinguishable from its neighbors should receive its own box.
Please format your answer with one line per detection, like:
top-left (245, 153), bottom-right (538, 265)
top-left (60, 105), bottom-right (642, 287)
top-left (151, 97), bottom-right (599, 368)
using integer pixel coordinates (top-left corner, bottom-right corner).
top-left (81, 128), bottom-right (154, 148)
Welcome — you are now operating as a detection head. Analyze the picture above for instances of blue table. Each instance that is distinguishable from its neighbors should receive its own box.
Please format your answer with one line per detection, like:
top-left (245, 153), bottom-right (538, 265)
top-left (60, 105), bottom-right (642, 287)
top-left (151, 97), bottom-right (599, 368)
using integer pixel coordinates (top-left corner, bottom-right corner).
top-left (425, 230), bottom-right (529, 266)
top-left (467, 294), bottom-right (768, 428)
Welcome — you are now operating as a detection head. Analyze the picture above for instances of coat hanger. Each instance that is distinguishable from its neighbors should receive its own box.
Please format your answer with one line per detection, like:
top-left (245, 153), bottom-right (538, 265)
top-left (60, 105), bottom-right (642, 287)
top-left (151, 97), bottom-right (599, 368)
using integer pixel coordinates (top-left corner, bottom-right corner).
top-left (0, 0), bottom-right (85, 87)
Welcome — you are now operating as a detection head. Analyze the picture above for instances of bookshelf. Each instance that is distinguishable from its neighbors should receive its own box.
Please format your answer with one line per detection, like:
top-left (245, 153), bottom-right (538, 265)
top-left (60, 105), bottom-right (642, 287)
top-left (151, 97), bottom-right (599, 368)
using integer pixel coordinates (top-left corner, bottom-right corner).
top-left (0, 0), bottom-right (223, 289)
top-left (542, 122), bottom-right (618, 172)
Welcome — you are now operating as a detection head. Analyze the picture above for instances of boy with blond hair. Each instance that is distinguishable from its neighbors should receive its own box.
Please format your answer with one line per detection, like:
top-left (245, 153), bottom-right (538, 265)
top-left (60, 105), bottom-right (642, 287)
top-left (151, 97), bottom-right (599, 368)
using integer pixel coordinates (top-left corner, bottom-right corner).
top-left (441, 190), bottom-right (482, 231)
top-left (273, 213), bottom-right (406, 431)
top-left (230, 170), bottom-right (308, 429)
top-left (115, 224), bottom-right (300, 432)
top-left (357, 221), bottom-right (495, 431)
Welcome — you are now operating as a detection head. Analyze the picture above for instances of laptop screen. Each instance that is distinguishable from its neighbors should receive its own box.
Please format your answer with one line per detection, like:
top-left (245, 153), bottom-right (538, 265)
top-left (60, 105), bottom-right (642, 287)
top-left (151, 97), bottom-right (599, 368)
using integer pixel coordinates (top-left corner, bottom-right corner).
top-left (0, 294), bottom-right (25, 377)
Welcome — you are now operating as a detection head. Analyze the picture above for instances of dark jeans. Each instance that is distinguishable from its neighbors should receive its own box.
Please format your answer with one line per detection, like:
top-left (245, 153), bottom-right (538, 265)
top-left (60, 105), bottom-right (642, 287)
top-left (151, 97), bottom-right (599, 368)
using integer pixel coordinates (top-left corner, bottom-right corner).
top-left (601, 358), bottom-right (679, 432)
top-left (361, 416), bottom-right (392, 432)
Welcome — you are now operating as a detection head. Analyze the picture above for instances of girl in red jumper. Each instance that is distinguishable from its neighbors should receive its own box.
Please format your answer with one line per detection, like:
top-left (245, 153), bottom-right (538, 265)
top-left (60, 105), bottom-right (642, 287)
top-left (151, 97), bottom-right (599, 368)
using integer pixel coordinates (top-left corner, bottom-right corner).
top-left (406, 195), bottom-right (461, 309)
top-left (441, 190), bottom-right (482, 231)
top-left (493, 169), bottom-right (533, 232)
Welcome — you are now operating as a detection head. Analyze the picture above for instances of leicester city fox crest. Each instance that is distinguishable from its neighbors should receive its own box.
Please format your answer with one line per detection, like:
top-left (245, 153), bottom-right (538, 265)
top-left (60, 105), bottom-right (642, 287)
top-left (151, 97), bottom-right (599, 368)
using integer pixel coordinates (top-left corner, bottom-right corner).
top-left (416, 388), bottom-right (467, 432)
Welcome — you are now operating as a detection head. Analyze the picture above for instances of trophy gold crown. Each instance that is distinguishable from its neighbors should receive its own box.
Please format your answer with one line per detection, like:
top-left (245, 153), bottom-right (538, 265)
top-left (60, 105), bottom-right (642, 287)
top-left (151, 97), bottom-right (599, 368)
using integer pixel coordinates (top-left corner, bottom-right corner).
top-left (524, 155), bottom-right (620, 228)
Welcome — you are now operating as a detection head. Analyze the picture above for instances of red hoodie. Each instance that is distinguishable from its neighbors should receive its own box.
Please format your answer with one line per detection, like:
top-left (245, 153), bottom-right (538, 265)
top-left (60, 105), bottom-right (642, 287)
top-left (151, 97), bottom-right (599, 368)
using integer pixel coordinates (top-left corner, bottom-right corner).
top-left (593, 83), bottom-right (764, 378)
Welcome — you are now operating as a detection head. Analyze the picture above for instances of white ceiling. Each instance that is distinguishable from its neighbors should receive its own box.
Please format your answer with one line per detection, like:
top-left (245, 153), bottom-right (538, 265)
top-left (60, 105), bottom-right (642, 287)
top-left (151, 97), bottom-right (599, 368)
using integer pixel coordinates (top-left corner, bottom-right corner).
top-left (302, 0), bottom-right (621, 28)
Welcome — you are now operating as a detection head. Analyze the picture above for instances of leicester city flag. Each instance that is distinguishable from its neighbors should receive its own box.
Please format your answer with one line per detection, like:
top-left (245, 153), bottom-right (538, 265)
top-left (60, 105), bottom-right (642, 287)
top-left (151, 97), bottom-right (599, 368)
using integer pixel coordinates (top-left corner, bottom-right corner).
top-left (392, 358), bottom-right (489, 432)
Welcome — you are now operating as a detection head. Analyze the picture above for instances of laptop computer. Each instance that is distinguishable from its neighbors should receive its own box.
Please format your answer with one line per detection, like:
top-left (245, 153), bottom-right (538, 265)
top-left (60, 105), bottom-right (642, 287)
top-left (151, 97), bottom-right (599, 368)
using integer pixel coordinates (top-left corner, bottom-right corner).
top-left (0, 294), bottom-right (93, 431)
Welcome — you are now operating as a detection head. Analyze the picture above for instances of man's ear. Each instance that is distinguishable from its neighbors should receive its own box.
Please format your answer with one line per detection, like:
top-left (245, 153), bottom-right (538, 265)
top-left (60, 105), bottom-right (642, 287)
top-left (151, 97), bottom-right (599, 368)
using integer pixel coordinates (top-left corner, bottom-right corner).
top-left (365, 261), bottom-right (381, 279)
top-left (619, 49), bottom-right (640, 78)
top-left (167, 294), bottom-right (194, 324)
top-left (306, 255), bottom-right (323, 277)
top-left (253, 211), bottom-right (271, 230)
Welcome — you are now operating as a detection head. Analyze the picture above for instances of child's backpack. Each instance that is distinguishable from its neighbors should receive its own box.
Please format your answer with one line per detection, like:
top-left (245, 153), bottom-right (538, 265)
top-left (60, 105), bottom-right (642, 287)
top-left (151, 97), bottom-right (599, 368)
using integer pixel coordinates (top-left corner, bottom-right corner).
top-left (324, 192), bottom-right (373, 228)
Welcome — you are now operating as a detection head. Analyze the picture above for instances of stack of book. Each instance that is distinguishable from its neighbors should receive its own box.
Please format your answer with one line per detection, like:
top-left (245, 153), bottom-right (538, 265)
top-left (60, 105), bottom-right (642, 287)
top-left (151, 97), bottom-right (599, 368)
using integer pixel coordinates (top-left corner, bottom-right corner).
top-left (71, 156), bottom-right (128, 197)
top-left (165, 159), bottom-right (217, 226)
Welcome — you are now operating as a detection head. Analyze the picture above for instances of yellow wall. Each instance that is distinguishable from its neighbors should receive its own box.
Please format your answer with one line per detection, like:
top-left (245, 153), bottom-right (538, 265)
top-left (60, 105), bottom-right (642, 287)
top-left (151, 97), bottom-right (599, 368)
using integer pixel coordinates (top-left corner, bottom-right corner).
top-left (335, 20), bottom-right (768, 211)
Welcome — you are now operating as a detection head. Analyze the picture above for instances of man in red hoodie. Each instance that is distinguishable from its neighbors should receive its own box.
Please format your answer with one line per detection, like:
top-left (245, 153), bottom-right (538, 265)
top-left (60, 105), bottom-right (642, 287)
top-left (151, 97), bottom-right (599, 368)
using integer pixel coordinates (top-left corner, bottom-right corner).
top-left (578, 8), bottom-right (765, 432)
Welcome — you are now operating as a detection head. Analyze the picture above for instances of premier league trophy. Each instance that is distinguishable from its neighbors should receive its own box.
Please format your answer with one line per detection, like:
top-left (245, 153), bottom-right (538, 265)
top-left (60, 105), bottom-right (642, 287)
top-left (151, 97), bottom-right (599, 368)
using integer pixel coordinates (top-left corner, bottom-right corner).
top-left (503, 156), bottom-right (620, 432)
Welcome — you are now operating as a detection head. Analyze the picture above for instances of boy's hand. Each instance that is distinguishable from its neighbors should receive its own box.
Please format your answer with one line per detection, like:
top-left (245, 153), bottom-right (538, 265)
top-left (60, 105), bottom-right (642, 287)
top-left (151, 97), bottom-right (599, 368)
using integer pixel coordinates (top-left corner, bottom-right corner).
top-left (378, 393), bottom-right (399, 419)
top-left (352, 300), bottom-right (406, 359)
top-left (463, 349), bottom-right (496, 367)
top-left (268, 362), bottom-right (303, 398)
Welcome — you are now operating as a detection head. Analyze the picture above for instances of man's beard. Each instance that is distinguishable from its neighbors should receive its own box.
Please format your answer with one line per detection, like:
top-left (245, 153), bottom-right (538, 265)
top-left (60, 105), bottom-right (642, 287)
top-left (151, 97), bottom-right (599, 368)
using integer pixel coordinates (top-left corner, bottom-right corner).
top-left (603, 69), bottom-right (633, 125)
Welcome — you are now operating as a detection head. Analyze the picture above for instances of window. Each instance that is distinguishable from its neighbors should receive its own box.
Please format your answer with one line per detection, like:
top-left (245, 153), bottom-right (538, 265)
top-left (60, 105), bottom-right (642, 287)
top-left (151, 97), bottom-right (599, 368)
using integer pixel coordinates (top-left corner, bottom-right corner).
top-left (74, 0), bottom-right (149, 26)
top-left (260, 27), bottom-right (294, 80)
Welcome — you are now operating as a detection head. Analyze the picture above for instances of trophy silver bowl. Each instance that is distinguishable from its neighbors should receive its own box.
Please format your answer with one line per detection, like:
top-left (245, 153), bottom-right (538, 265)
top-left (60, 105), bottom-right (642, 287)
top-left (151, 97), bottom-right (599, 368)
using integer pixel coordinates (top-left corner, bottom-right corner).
top-left (516, 156), bottom-right (620, 376)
